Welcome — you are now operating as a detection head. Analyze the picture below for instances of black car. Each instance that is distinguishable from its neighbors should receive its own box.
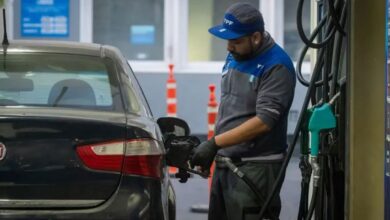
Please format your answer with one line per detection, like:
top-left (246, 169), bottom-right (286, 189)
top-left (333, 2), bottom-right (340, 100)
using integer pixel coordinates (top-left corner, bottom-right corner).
top-left (0, 40), bottom-right (197, 220)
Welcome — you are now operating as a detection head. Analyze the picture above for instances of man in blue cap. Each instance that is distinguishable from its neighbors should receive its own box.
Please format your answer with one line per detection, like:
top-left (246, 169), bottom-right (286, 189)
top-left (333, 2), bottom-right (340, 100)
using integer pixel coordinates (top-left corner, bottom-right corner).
top-left (191, 2), bottom-right (296, 219)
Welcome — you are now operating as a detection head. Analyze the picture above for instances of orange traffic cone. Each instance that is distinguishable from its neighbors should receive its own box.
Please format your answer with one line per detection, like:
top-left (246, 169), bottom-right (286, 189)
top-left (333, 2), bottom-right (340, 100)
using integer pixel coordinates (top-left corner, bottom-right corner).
top-left (167, 64), bottom-right (177, 117)
top-left (166, 64), bottom-right (178, 175)
top-left (207, 84), bottom-right (218, 190)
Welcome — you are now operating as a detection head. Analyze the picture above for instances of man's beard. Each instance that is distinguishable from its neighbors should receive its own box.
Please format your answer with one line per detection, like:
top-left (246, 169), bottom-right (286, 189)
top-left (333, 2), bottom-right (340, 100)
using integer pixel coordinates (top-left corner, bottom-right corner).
top-left (231, 51), bottom-right (254, 61)
top-left (230, 41), bottom-right (257, 62)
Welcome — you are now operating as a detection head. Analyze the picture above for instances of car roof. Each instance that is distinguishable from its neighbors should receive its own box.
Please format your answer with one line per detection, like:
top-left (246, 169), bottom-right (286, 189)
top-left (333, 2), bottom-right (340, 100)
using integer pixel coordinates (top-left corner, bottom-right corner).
top-left (0, 40), bottom-right (116, 57)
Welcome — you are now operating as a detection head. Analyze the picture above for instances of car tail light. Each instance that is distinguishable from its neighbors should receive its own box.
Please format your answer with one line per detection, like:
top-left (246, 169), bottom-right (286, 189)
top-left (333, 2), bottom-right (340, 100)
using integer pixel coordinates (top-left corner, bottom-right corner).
top-left (123, 139), bottom-right (163, 179)
top-left (76, 141), bottom-right (124, 172)
top-left (76, 139), bottom-right (163, 179)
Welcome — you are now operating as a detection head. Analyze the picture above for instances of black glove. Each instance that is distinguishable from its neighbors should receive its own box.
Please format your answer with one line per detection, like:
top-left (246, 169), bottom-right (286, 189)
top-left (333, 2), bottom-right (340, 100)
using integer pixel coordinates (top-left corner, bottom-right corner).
top-left (190, 137), bottom-right (219, 171)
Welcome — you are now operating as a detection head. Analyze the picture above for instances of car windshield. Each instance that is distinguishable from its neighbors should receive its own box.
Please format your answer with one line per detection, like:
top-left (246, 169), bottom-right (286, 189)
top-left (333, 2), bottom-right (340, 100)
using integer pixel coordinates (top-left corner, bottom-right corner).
top-left (0, 53), bottom-right (130, 112)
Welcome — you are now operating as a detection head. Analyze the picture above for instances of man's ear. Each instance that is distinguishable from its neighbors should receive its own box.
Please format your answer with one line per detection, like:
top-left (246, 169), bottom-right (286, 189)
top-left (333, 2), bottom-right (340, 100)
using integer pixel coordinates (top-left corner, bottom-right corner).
top-left (252, 31), bottom-right (262, 45)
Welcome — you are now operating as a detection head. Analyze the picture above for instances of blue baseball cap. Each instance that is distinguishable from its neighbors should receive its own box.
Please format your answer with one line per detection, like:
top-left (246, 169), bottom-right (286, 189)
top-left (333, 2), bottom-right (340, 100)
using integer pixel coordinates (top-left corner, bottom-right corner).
top-left (208, 3), bottom-right (264, 40)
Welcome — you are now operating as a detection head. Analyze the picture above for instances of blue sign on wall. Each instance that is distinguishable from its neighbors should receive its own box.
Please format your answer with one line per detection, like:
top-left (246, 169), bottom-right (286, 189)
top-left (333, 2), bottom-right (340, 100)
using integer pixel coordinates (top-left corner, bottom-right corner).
top-left (130, 25), bottom-right (155, 45)
top-left (21, 0), bottom-right (69, 37)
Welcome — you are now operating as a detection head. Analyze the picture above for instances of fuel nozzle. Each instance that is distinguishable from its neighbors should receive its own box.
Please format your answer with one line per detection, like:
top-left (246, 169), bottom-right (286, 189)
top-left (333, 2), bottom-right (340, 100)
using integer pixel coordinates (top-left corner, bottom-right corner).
top-left (308, 103), bottom-right (336, 157)
top-left (307, 103), bottom-right (336, 186)
top-left (164, 136), bottom-right (210, 183)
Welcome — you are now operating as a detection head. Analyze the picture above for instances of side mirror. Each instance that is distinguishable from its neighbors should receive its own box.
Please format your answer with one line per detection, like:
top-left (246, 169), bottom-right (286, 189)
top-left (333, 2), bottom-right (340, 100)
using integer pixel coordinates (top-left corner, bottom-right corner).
top-left (157, 117), bottom-right (190, 138)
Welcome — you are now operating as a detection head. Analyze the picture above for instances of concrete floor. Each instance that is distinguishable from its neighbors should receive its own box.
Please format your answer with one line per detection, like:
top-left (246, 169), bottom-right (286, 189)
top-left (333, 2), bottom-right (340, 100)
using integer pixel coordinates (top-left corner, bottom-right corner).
top-left (172, 156), bottom-right (301, 220)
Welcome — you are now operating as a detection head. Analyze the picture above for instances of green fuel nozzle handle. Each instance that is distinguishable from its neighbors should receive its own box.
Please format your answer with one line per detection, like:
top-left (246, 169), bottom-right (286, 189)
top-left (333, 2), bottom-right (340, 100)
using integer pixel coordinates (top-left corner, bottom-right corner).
top-left (300, 108), bottom-right (313, 155)
top-left (308, 103), bottom-right (336, 157)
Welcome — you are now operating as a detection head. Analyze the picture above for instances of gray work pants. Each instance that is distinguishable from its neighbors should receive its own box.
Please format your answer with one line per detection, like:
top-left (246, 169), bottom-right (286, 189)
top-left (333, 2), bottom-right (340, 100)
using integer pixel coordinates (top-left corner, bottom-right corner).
top-left (208, 159), bottom-right (285, 220)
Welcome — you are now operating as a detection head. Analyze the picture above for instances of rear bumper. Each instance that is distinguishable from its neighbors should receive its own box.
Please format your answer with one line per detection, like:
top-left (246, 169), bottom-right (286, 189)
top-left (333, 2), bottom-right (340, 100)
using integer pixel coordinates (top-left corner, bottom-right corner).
top-left (0, 176), bottom-right (168, 220)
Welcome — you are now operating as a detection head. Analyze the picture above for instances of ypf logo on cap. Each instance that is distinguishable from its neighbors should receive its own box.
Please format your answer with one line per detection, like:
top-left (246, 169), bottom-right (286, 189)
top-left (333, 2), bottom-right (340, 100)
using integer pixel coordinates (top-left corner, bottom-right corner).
top-left (223, 18), bottom-right (234, 25)
top-left (0, 142), bottom-right (6, 160)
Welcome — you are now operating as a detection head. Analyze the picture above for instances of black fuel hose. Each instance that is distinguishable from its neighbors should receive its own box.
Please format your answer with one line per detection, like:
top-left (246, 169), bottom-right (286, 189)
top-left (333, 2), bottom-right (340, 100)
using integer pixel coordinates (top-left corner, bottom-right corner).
top-left (329, 2), bottom-right (347, 97)
top-left (297, 0), bottom-right (336, 48)
top-left (305, 187), bottom-right (319, 220)
top-left (222, 157), bottom-right (276, 219)
top-left (327, 0), bottom-right (346, 36)
top-left (224, 158), bottom-right (266, 203)
top-left (296, 0), bottom-right (346, 88)
top-left (297, 182), bottom-right (309, 220)
top-left (327, 153), bottom-right (336, 220)
top-left (316, 135), bottom-right (329, 220)
top-left (297, 156), bottom-right (311, 220)
top-left (296, 16), bottom-right (336, 87)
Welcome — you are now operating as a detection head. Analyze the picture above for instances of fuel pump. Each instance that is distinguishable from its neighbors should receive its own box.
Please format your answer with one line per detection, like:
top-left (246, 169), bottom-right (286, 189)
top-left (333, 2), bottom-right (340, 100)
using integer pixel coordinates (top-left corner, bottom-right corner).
top-left (257, 0), bottom-right (347, 219)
